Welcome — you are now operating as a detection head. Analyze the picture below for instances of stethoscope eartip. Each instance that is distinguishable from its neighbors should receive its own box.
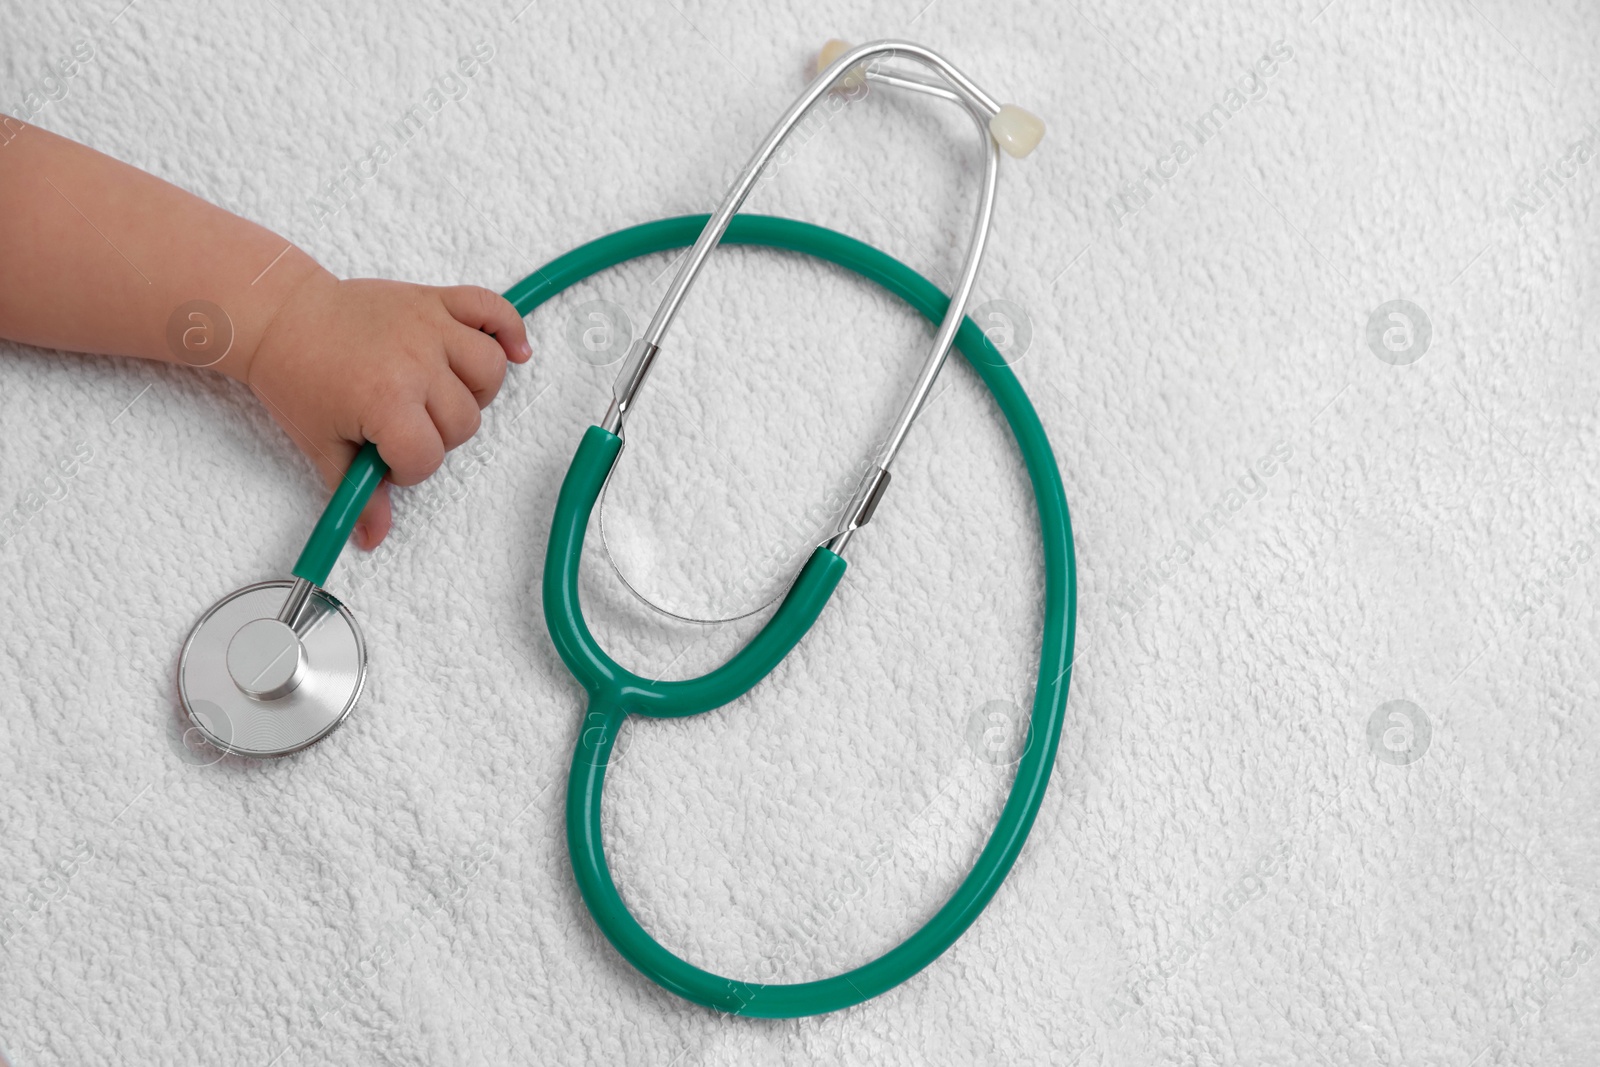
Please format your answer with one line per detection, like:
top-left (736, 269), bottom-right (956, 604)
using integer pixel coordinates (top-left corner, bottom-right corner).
top-left (814, 38), bottom-right (1044, 158)
top-left (989, 103), bottom-right (1045, 158)
top-left (815, 38), bottom-right (870, 92)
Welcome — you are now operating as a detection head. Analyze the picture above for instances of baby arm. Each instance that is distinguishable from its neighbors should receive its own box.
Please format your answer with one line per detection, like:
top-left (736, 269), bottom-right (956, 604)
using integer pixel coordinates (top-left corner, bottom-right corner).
top-left (0, 117), bottom-right (531, 548)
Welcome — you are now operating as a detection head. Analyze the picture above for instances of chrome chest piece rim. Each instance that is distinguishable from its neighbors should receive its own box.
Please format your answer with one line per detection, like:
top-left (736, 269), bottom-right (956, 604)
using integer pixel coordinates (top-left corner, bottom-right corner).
top-left (177, 579), bottom-right (367, 759)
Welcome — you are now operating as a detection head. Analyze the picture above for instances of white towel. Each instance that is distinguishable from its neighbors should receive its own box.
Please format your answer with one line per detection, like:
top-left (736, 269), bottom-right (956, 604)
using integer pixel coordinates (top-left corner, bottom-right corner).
top-left (3, 0), bottom-right (1598, 1063)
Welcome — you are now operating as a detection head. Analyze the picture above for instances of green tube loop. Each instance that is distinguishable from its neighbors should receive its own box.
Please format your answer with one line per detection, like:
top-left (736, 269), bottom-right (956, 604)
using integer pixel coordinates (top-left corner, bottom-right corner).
top-left (512, 215), bottom-right (1078, 1019)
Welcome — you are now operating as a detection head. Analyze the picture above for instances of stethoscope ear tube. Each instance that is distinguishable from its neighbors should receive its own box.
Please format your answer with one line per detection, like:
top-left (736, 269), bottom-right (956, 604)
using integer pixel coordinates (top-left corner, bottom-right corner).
top-left (291, 441), bottom-right (388, 587)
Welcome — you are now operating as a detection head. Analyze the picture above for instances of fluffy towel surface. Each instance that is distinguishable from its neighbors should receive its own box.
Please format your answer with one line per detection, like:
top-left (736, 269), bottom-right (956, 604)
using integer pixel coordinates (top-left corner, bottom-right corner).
top-left (3, 0), bottom-right (1598, 1063)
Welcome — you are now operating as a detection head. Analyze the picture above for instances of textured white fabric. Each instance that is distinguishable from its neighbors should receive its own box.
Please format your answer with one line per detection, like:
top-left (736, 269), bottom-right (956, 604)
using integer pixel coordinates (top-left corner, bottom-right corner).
top-left (2, 0), bottom-right (1598, 1063)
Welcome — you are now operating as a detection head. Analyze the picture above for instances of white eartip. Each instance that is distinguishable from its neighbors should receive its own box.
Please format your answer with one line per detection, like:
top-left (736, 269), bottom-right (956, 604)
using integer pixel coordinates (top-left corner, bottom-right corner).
top-left (816, 38), bottom-right (852, 75)
top-left (989, 104), bottom-right (1045, 158)
top-left (815, 38), bottom-right (867, 91)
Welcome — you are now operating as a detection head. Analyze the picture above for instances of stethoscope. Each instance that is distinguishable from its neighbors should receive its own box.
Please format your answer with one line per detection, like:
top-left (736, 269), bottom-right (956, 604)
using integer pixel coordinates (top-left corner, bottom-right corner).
top-left (178, 39), bottom-right (1076, 1018)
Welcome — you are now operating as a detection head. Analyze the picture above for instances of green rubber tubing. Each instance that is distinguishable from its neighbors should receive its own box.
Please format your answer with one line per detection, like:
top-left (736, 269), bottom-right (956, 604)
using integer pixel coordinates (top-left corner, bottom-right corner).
top-left (519, 215), bottom-right (1077, 1018)
top-left (294, 214), bottom-right (1077, 1018)
top-left (291, 441), bottom-right (387, 586)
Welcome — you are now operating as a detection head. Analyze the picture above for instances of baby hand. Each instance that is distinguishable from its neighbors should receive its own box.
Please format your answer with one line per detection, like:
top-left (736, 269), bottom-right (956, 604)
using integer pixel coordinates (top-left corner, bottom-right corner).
top-left (244, 269), bottom-right (531, 550)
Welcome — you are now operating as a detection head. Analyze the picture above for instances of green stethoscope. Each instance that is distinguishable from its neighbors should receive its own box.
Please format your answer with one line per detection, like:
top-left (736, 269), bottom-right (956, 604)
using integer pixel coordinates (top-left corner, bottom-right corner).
top-left (178, 39), bottom-right (1076, 1018)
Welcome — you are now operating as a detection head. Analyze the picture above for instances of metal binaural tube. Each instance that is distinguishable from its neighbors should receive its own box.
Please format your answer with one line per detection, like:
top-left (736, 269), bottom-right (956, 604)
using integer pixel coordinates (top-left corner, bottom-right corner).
top-left (860, 100), bottom-right (1000, 476)
top-left (827, 80), bottom-right (1001, 556)
top-left (601, 39), bottom-right (1008, 437)
top-left (863, 66), bottom-right (977, 109)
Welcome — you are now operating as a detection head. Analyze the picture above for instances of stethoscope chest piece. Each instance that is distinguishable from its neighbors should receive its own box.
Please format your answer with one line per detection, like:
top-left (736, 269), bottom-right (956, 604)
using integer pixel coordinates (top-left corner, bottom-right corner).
top-left (177, 579), bottom-right (367, 759)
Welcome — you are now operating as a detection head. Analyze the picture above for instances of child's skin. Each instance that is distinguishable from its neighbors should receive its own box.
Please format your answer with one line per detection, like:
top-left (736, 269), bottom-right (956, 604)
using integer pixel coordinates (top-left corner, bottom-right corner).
top-left (0, 117), bottom-right (532, 549)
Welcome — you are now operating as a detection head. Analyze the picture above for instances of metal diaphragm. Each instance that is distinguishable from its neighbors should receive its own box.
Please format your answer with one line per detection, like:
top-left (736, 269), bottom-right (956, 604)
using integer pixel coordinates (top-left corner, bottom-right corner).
top-left (177, 580), bottom-right (366, 759)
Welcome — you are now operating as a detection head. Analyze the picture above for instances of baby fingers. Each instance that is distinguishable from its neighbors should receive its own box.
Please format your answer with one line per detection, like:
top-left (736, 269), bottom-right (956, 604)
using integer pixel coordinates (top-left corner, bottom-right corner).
top-left (427, 378), bottom-right (483, 452)
top-left (445, 321), bottom-right (510, 408)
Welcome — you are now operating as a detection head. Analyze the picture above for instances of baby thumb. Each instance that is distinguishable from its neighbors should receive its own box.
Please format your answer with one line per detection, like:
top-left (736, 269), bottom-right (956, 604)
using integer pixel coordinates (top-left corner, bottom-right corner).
top-left (353, 481), bottom-right (392, 551)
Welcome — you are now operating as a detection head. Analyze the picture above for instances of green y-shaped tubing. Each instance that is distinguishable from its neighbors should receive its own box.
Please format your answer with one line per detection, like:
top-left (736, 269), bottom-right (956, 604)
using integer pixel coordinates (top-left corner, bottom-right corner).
top-left (516, 215), bottom-right (1077, 1019)
top-left (294, 214), bottom-right (1077, 1019)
